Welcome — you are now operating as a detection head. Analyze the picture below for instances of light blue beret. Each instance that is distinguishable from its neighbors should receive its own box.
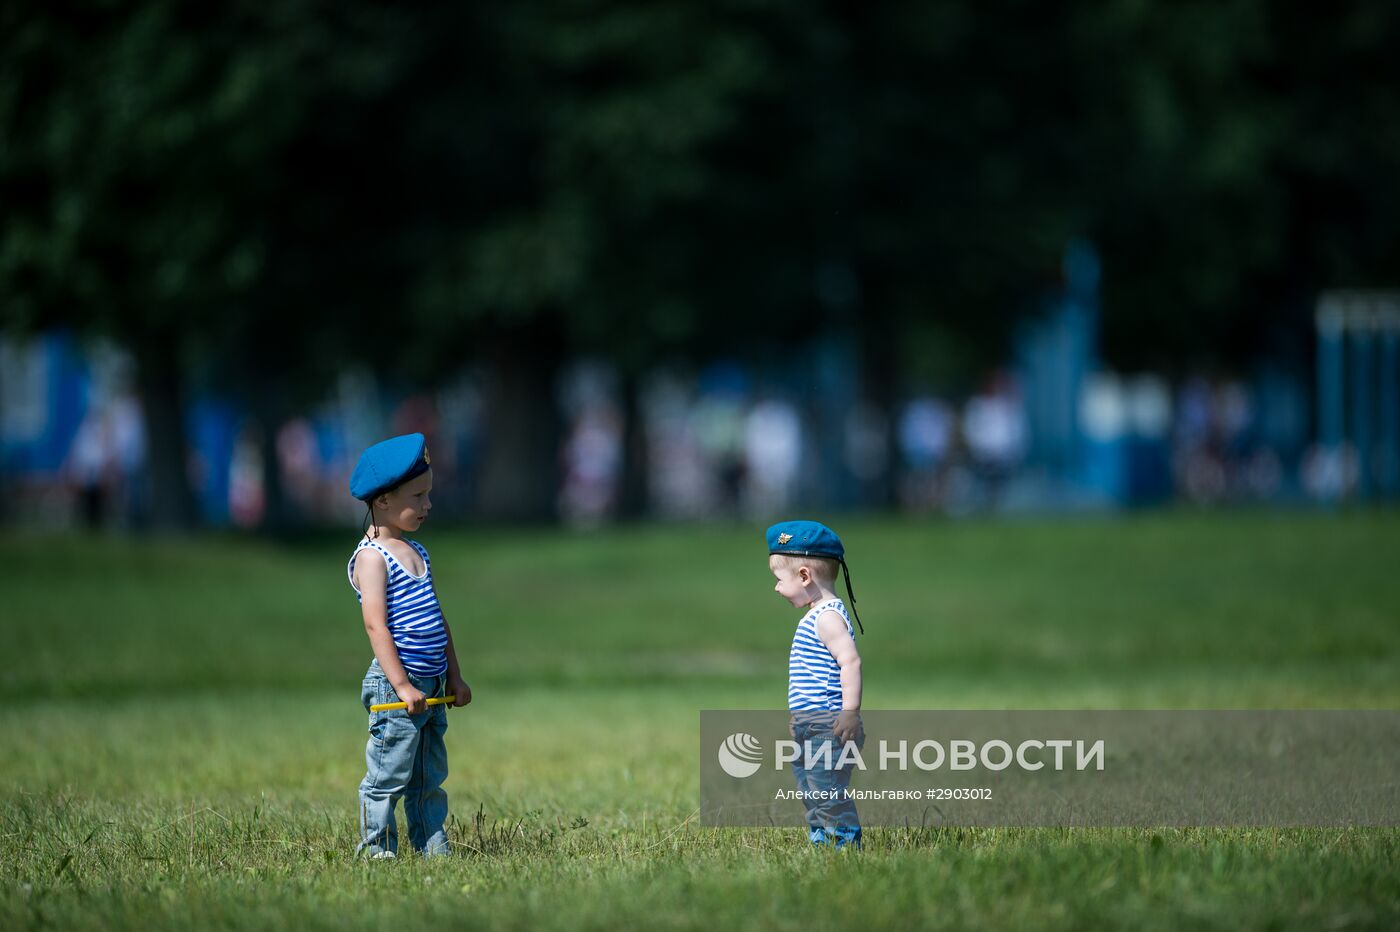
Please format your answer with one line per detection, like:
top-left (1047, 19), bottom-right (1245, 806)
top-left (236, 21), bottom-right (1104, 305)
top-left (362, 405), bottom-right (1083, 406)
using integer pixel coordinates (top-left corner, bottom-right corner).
top-left (766, 520), bottom-right (844, 559)
top-left (349, 433), bottom-right (430, 501)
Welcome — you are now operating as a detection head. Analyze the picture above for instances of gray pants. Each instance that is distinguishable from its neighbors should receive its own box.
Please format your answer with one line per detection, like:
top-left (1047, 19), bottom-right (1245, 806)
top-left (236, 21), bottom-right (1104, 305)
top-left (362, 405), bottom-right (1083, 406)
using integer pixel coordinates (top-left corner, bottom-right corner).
top-left (357, 660), bottom-right (451, 857)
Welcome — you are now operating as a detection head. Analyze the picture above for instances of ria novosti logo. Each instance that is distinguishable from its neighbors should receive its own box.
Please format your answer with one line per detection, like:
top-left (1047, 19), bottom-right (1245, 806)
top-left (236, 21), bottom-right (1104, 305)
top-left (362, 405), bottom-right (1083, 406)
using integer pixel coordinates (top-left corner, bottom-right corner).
top-left (716, 731), bottom-right (1108, 778)
top-left (717, 733), bottom-right (764, 778)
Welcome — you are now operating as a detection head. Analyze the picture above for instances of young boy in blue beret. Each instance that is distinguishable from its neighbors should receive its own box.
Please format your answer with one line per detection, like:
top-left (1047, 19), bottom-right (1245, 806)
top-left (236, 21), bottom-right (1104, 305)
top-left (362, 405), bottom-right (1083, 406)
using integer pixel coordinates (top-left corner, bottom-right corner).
top-left (347, 433), bottom-right (472, 858)
top-left (767, 520), bottom-right (866, 849)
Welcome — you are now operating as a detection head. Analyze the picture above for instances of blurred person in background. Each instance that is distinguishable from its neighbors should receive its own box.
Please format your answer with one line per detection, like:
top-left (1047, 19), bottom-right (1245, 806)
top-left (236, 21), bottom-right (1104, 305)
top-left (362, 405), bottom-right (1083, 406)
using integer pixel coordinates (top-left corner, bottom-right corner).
top-left (560, 405), bottom-right (623, 527)
top-left (843, 402), bottom-right (890, 507)
top-left (1173, 377), bottom-right (1222, 503)
top-left (277, 418), bottom-right (320, 515)
top-left (694, 364), bottom-right (748, 515)
top-left (642, 372), bottom-right (713, 519)
top-left (558, 362), bottom-right (624, 526)
top-left (228, 420), bottom-right (266, 528)
top-left (107, 389), bottom-right (147, 528)
top-left (744, 398), bottom-right (802, 517)
top-left (65, 403), bottom-right (116, 529)
top-left (897, 396), bottom-right (954, 512)
top-left (963, 372), bottom-right (1027, 510)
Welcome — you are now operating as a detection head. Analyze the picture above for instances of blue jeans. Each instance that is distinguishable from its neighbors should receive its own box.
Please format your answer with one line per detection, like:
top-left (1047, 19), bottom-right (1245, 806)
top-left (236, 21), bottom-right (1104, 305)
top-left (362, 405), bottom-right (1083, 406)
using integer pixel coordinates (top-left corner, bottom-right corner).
top-left (357, 660), bottom-right (451, 857)
top-left (790, 714), bottom-right (863, 848)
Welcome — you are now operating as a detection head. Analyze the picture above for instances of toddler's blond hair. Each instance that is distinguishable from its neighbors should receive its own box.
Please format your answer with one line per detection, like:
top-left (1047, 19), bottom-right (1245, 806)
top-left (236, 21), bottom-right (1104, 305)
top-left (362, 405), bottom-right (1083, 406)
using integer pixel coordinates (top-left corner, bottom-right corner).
top-left (771, 553), bottom-right (839, 584)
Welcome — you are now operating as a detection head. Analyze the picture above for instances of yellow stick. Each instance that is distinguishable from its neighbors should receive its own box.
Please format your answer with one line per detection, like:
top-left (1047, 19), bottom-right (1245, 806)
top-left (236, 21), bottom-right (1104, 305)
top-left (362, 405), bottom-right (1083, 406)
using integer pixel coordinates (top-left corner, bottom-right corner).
top-left (370, 695), bottom-right (458, 712)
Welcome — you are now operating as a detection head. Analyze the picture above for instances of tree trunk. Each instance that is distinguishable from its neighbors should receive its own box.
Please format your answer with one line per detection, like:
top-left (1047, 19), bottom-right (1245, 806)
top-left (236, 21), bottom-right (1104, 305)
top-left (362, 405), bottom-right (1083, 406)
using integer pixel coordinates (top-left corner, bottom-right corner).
top-left (134, 330), bottom-right (201, 530)
top-left (860, 303), bottom-right (901, 511)
top-left (476, 325), bottom-right (563, 523)
top-left (616, 367), bottom-right (649, 520)
top-left (250, 378), bottom-right (296, 535)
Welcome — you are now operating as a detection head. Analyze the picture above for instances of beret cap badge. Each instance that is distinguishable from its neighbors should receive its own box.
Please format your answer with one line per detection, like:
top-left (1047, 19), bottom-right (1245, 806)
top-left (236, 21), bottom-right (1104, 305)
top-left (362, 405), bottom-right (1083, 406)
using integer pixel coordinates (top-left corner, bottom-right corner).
top-left (777, 532), bottom-right (793, 544)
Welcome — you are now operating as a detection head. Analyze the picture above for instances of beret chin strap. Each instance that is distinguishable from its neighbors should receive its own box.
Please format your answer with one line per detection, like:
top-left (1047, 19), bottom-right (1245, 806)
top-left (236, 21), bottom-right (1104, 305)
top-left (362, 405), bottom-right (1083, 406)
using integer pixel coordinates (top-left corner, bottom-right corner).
top-left (840, 559), bottom-right (864, 634)
top-left (362, 500), bottom-right (379, 540)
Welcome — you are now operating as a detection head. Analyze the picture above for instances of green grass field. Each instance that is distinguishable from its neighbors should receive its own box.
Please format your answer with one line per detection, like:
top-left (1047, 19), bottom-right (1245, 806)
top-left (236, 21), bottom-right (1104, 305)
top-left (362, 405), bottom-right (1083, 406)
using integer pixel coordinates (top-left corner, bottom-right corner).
top-left (2, 512), bottom-right (1398, 930)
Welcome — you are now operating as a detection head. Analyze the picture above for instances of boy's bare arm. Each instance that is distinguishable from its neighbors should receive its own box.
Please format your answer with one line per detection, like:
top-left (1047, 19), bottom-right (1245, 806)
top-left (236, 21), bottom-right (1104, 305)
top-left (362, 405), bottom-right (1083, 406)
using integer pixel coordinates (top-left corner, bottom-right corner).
top-left (817, 610), bottom-right (863, 742)
top-left (435, 595), bottom-right (473, 708)
top-left (355, 550), bottom-right (426, 713)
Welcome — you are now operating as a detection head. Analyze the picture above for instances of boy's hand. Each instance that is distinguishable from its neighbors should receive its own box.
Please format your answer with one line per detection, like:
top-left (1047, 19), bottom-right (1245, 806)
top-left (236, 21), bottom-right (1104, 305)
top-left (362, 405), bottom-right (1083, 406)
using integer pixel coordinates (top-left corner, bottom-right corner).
top-left (833, 710), bottom-right (863, 744)
top-left (447, 676), bottom-right (473, 708)
top-left (394, 682), bottom-right (427, 714)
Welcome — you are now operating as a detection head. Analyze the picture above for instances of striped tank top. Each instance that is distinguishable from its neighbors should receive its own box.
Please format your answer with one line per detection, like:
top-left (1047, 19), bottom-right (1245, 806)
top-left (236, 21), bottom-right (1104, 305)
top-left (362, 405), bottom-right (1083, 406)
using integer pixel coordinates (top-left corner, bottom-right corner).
top-left (347, 537), bottom-right (449, 677)
top-left (788, 598), bottom-right (854, 711)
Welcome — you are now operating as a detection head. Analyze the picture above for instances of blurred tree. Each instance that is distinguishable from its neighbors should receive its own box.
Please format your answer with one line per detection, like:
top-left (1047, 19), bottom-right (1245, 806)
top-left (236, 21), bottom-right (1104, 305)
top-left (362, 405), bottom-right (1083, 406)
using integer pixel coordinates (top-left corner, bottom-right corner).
top-left (5, 0), bottom-right (1399, 528)
top-left (409, 1), bottom-right (788, 519)
top-left (0, 2), bottom-right (419, 528)
top-left (1064, 0), bottom-right (1400, 371)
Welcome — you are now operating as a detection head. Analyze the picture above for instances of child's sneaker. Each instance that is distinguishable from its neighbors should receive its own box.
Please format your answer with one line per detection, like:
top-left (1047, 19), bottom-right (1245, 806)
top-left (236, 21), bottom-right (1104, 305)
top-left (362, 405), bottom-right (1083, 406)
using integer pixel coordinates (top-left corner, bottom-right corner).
top-left (810, 827), bottom-right (862, 849)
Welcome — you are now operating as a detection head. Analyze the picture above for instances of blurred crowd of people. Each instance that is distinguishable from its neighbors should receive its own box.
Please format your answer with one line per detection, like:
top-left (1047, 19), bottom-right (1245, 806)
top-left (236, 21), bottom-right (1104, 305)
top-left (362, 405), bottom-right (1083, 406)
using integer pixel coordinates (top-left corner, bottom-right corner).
top-left (0, 334), bottom-right (1375, 532)
top-left (561, 365), bottom-right (1321, 523)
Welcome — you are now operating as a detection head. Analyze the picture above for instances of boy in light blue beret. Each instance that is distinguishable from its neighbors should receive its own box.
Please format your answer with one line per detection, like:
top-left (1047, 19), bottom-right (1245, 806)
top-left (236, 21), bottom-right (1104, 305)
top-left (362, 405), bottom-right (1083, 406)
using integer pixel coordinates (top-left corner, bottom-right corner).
top-left (347, 433), bottom-right (472, 858)
top-left (766, 520), bottom-right (866, 849)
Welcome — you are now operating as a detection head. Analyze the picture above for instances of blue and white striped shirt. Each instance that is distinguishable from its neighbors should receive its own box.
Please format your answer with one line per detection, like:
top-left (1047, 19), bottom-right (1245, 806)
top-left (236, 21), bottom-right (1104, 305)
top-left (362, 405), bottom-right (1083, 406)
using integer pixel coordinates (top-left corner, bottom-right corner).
top-left (348, 537), bottom-right (449, 677)
top-left (788, 598), bottom-right (854, 711)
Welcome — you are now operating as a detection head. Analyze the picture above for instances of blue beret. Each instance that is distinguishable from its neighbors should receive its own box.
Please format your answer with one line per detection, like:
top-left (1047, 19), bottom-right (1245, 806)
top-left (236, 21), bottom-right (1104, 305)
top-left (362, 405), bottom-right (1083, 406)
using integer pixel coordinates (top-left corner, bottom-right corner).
top-left (349, 433), bottom-right (431, 501)
top-left (766, 520), bottom-right (844, 560)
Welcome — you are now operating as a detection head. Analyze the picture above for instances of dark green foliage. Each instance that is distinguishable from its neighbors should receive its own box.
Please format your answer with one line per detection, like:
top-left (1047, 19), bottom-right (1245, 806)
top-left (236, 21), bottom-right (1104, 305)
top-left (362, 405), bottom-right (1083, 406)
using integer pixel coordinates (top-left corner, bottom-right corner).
top-left (6, 1), bottom-right (1398, 363)
top-left (3, 2), bottom-right (1400, 522)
